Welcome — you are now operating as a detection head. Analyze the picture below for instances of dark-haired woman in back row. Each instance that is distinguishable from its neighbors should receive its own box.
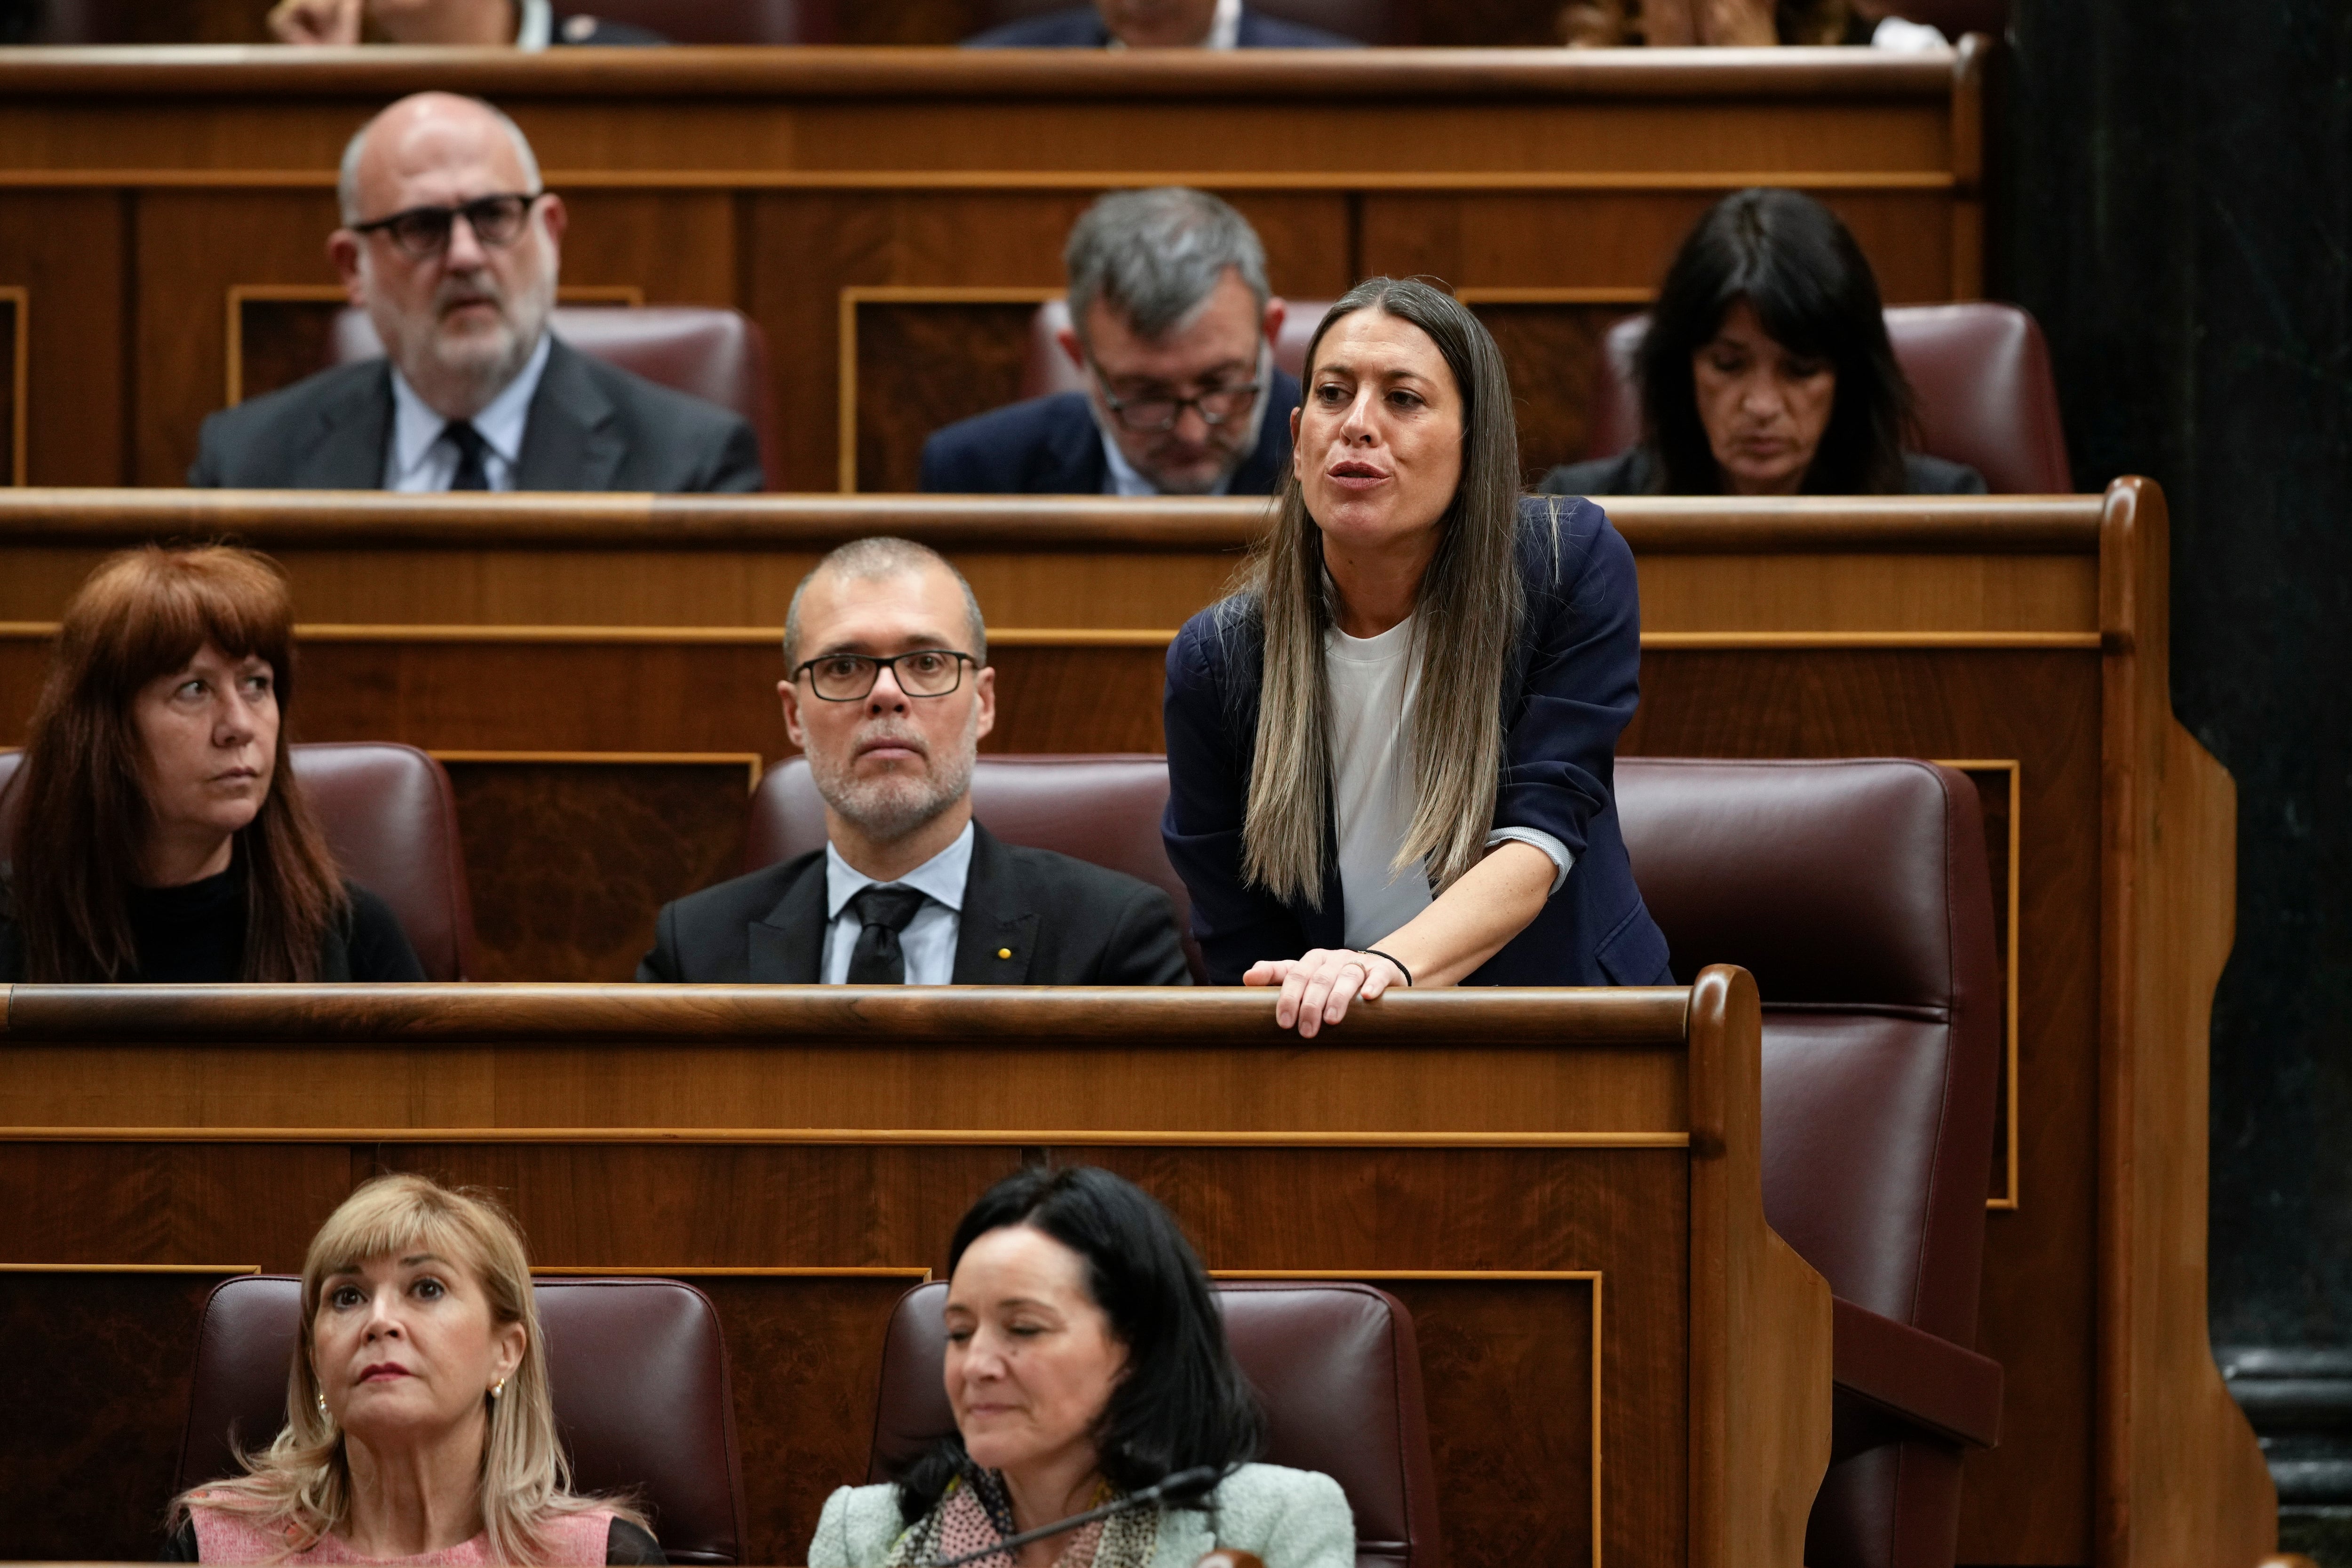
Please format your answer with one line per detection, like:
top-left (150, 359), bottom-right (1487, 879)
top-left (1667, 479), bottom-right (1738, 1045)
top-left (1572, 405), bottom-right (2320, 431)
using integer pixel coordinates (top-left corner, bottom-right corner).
top-left (1542, 187), bottom-right (1986, 497)
top-left (0, 545), bottom-right (420, 982)
top-left (810, 1166), bottom-right (1351, 1568)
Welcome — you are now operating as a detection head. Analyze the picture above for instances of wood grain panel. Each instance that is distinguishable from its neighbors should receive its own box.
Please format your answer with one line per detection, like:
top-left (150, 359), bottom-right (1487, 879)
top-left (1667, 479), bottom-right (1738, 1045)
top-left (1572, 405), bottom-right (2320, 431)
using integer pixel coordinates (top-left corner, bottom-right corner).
top-left (1469, 301), bottom-right (1643, 481)
top-left (0, 192), bottom-right (124, 486)
top-left (444, 758), bottom-right (755, 982)
top-left (854, 298), bottom-right (1043, 493)
top-left (0, 1269), bottom-right (252, 1562)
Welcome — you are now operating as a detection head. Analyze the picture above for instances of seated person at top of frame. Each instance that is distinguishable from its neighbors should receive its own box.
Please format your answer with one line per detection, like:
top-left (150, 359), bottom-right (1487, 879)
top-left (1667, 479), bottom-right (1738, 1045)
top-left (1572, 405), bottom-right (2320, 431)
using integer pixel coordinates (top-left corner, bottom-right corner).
top-left (1163, 278), bottom-right (1671, 1035)
top-left (269, 0), bottom-right (663, 48)
top-left (637, 538), bottom-right (1190, 986)
top-left (922, 188), bottom-right (1302, 497)
top-left (0, 545), bottom-right (422, 985)
top-left (1539, 187), bottom-right (1986, 498)
top-left (166, 1173), bottom-right (664, 1564)
top-left (810, 1164), bottom-right (1352, 1568)
top-left (191, 93), bottom-right (759, 493)
top-left (1559, 0), bottom-right (1951, 47)
top-left (966, 0), bottom-right (1358, 48)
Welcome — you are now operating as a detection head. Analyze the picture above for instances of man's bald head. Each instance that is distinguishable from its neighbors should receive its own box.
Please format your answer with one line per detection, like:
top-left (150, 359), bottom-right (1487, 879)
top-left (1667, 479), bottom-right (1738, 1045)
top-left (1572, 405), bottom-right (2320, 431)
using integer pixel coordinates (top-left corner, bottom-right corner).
top-left (328, 91), bottom-right (564, 422)
top-left (338, 92), bottom-right (540, 227)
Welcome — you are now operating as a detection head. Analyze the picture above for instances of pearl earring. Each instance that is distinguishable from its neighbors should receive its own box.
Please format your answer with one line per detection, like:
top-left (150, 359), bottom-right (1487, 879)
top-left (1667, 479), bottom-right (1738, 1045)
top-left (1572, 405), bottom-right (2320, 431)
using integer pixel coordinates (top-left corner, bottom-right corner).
top-left (490, 1378), bottom-right (505, 1399)
top-left (315, 1391), bottom-right (328, 1417)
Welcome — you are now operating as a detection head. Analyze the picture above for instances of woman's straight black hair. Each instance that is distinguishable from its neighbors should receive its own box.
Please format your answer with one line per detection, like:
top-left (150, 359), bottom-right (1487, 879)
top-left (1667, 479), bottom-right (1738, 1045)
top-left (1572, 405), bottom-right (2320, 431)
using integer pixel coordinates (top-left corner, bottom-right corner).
top-left (1636, 186), bottom-right (1916, 494)
top-left (895, 1166), bottom-right (1265, 1522)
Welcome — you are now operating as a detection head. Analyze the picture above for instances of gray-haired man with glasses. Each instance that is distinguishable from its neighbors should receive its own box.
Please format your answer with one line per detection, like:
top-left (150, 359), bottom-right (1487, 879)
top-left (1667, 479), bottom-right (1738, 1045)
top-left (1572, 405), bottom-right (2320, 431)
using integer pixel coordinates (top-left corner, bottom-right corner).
top-left (921, 188), bottom-right (1299, 497)
top-left (192, 91), bottom-right (759, 492)
top-left (638, 537), bottom-right (1190, 986)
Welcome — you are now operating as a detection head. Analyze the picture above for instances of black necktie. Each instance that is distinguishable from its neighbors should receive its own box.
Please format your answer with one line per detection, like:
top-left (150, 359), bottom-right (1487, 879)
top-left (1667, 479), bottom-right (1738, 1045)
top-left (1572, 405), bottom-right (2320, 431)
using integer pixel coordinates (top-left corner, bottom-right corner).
top-left (845, 885), bottom-right (930, 985)
top-left (443, 420), bottom-right (490, 491)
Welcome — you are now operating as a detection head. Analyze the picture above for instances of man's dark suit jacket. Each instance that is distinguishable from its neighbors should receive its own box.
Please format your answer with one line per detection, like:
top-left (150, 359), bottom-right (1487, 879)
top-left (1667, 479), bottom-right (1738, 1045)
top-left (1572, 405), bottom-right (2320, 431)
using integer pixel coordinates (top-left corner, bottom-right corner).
top-left (1162, 495), bottom-right (1673, 989)
top-left (189, 334), bottom-right (763, 492)
top-left (636, 820), bottom-right (1192, 985)
top-left (964, 7), bottom-right (1358, 46)
top-left (919, 370), bottom-right (1300, 495)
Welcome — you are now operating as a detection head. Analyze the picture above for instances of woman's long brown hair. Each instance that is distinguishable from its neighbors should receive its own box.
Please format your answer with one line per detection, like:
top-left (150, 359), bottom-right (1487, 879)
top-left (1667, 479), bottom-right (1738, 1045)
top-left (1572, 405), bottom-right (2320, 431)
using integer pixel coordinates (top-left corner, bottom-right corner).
top-left (3, 545), bottom-right (344, 981)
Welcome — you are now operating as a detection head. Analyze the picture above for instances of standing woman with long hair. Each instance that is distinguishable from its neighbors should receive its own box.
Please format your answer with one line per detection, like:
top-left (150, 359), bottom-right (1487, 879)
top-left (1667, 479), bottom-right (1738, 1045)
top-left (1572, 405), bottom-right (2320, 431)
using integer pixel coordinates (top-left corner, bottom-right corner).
top-left (1163, 278), bottom-right (1670, 1035)
top-left (0, 544), bottom-right (420, 982)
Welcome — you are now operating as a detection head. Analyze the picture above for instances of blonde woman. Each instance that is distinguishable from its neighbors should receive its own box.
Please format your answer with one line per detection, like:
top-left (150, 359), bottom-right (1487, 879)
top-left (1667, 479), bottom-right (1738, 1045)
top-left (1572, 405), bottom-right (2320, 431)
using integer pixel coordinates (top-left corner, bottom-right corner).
top-left (167, 1175), bottom-right (661, 1564)
top-left (1162, 277), bottom-right (1671, 1035)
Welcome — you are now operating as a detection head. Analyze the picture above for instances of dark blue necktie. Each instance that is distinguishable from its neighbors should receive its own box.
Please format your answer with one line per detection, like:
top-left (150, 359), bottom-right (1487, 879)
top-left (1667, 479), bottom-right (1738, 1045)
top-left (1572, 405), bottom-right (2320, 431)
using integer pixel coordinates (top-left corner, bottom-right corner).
top-left (443, 420), bottom-right (490, 491)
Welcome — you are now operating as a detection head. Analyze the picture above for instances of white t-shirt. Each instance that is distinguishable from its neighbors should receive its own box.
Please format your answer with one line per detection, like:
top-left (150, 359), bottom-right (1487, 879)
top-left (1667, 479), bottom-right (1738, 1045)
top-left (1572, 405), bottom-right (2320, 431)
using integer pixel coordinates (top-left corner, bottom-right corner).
top-left (1325, 615), bottom-right (1436, 951)
top-left (1323, 615), bottom-right (1576, 954)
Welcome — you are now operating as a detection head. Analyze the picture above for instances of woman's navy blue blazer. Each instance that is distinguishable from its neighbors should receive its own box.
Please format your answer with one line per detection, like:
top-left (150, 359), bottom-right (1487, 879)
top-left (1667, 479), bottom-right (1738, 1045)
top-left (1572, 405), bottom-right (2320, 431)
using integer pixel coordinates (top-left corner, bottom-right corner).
top-left (1161, 495), bottom-right (1672, 987)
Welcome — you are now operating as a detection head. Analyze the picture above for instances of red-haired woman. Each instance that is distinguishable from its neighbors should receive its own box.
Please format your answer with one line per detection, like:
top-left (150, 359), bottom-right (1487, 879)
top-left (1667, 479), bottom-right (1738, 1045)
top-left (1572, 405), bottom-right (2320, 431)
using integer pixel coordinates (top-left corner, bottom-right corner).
top-left (0, 544), bottom-right (421, 983)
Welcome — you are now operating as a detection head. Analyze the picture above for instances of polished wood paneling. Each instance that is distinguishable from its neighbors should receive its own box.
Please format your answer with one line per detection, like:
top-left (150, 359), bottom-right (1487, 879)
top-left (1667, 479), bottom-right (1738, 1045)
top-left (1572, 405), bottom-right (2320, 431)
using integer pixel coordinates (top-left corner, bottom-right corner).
top-left (850, 295), bottom-right (1053, 493)
top-left (0, 981), bottom-right (1817, 1568)
top-left (444, 758), bottom-right (756, 981)
top-left (0, 285), bottom-right (23, 486)
top-left (0, 46), bottom-right (1983, 489)
top-left (0, 1268), bottom-right (255, 1562)
top-left (1469, 300), bottom-right (1644, 481)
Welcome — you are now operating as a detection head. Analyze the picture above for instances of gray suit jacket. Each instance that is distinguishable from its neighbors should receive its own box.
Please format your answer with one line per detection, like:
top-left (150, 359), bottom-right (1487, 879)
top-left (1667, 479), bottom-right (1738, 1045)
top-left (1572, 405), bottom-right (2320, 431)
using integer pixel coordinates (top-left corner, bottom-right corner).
top-left (635, 821), bottom-right (1191, 986)
top-left (189, 334), bottom-right (763, 492)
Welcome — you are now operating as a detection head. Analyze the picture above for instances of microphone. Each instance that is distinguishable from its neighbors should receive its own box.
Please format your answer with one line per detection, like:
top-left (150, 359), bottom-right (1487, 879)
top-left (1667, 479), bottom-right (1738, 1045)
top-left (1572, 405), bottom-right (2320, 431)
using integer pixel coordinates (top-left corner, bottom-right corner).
top-left (930, 1466), bottom-right (1224, 1568)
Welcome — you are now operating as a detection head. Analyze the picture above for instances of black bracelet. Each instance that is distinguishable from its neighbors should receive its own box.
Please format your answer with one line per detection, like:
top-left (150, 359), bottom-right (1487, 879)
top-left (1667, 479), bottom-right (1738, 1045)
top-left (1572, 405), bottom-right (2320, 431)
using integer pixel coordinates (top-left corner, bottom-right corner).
top-left (1361, 947), bottom-right (1413, 987)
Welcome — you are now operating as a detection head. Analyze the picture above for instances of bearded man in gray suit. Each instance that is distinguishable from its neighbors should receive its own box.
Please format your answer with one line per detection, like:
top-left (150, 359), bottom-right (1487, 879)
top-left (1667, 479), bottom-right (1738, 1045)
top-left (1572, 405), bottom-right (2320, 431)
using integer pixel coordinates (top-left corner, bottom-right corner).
top-left (191, 91), bottom-right (759, 493)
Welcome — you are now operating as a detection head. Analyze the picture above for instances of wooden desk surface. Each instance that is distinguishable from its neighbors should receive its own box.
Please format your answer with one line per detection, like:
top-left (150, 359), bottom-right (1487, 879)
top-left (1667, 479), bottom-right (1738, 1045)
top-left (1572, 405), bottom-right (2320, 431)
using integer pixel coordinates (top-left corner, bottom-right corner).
top-left (0, 974), bottom-right (1830, 1568)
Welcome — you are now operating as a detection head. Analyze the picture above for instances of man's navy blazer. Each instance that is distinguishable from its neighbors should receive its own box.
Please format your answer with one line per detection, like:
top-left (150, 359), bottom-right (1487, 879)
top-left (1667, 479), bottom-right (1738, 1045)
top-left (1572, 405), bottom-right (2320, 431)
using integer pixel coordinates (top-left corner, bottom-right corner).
top-left (964, 7), bottom-right (1359, 46)
top-left (636, 820), bottom-right (1191, 985)
top-left (1161, 496), bottom-right (1673, 987)
top-left (189, 334), bottom-right (763, 492)
top-left (919, 370), bottom-right (1300, 495)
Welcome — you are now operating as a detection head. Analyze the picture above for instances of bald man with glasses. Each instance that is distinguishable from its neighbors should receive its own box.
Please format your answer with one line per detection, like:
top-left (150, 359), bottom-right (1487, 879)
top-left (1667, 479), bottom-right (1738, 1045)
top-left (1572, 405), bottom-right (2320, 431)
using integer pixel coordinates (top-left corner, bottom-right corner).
top-left (637, 537), bottom-right (1190, 987)
top-left (192, 92), bottom-right (760, 492)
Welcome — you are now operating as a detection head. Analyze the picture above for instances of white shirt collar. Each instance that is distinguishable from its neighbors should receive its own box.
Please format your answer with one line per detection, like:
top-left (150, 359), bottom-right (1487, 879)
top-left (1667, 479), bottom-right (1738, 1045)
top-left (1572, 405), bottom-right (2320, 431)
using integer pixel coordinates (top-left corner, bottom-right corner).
top-left (1105, 0), bottom-right (1242, 49)
top-left (824, 820), bottom-right (976, 921)
top-left (516, 0), bottom-right (552, 49)
top-left (386, 330), bottom-right (552, 491)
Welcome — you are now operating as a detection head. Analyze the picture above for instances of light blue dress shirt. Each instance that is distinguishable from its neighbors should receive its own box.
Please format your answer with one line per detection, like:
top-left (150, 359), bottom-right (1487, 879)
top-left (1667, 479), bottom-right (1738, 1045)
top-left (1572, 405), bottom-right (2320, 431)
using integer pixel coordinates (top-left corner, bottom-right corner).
top-left (819, 822), bottom-right (975, 985)
top-left (383, 331), bottom-right (552, 493)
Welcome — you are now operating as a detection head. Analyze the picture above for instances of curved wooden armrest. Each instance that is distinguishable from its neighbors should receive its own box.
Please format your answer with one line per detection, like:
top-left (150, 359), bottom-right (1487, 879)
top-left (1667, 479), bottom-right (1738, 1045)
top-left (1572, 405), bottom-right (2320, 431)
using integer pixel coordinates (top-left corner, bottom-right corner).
top-left (1833, 1295), bottom-right (2004, 1449)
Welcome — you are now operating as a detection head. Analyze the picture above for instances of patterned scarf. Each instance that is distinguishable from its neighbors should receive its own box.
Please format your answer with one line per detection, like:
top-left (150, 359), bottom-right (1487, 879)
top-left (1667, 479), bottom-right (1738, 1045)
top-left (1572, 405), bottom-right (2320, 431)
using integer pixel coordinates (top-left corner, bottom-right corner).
top-left (885, 1468), bottom-right (1162, 1568)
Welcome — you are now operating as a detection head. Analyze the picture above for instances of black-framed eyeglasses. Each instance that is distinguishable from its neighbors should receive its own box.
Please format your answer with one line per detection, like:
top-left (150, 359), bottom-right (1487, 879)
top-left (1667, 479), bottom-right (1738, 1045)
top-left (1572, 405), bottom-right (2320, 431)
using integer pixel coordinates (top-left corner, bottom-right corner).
top-left (352, 192), bottom-right (545, 260)
top-left (793, 649), bottom-right (977, 702)
top-left (1089, 361), bottom-right (1264, 434)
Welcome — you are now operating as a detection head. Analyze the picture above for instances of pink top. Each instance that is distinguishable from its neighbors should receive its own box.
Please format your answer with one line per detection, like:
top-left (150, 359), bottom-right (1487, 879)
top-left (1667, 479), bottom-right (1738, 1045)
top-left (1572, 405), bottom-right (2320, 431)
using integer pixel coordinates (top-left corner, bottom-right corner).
top-left (190, 1503), bottom-right (616, 1565)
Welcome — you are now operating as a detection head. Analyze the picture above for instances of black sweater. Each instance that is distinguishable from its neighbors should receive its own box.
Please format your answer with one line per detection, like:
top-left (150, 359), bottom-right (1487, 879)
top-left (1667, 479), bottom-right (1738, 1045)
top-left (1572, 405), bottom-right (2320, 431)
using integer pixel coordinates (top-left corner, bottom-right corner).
top-left (0, 867), bottom-right (424, 982)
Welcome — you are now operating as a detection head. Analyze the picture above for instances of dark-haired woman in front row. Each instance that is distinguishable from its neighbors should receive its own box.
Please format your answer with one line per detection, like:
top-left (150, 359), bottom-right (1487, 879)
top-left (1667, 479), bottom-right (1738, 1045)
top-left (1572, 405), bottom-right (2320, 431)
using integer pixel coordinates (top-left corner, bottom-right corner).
top-left (810, 1166), bottom-right (1352, 1568)
top-left (1164, 277), bottom-right (1671, 1037)
top-left (1542, 187), bottom-right (1986, 497)
top-left (0, 545), bottom-right (421, 982)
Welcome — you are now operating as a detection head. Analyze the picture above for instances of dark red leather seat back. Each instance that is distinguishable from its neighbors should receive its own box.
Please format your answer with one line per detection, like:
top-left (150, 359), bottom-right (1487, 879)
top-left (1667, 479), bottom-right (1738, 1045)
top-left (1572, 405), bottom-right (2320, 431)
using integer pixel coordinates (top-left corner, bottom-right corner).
top-left (1617, 757), bottom-right (2002, 1568)
top-left (330, 306), bottom-right (780, 490)
top-left (866, 1279), bottom-right (1438, 1568)
top-left (0, 741), bottom-right (473, 982)
top-left (175, 1275), bottom-right (748, 1565)
top-left (744, 753), bottom-right (1204, 981)
top-left (1021, 298), bottom-right (1338, 401)
top-left (1583, 302), bottom-right (2072, 493)
top-left (559, 0), bottom-right (834, 41)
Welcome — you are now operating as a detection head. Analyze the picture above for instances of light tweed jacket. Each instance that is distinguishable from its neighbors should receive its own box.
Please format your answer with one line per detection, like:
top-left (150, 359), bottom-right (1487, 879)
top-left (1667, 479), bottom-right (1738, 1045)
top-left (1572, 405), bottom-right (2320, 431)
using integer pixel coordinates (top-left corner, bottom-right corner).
top-left (807, 1464), bottom-right (1355, 1568)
